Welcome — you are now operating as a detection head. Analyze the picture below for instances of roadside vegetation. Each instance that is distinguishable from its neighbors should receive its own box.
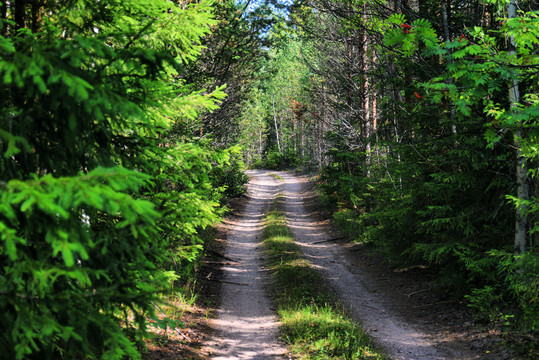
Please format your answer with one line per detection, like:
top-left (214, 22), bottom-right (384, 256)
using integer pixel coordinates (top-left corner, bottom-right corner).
top-left (0, 1), bottom-right (253, 358)
top-left (262, 197), bottom-right (385, 360)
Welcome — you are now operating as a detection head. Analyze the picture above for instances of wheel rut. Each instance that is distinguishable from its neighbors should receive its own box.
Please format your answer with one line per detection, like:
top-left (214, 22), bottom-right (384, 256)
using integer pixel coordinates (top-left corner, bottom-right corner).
top-left (207, 170), bottom-right (286, 360)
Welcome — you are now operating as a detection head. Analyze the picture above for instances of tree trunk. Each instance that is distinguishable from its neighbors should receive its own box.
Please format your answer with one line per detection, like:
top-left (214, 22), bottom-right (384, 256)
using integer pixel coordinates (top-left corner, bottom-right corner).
top-left (15, 0), bottom-right (27, 31)
top-left (441, 0), bottom-right (458, 163)
top-left (301, 114), bottom-right (305, 160)
top-left (514, 129), bottom-right (529, 254)
top-left (508, 0), bottom-right (528, 253)
top-left (361, 2), bottom-right (372, 176)
top-left (272, 93), bottom-right (281, 152)
top-left (31, 0), bottom-right (44, 33)
top-left (258, 117), bottom-right (263, 160)
top-left (1, 0), bottom-right (8, 36)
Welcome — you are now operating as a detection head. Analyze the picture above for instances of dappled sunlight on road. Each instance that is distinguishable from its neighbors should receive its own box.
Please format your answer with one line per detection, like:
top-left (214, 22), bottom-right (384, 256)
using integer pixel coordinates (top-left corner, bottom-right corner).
top-left (208, 170), bottom-right (287, 360)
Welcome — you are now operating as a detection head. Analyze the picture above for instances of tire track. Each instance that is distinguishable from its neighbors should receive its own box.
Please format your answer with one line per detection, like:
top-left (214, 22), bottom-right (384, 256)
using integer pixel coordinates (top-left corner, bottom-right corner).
top-left (207, 170), bottom-right (286, 360)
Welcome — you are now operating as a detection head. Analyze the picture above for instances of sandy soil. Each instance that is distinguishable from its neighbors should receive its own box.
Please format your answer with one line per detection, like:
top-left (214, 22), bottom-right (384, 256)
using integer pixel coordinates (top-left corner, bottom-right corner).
top-left (204, 170), bottom-right (514, 360)
top-left (205, 170), bottom-right (287, 359)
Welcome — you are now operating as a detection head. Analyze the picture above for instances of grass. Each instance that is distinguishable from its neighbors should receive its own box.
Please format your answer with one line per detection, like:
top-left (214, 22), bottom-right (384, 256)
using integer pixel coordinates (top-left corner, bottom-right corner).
top-left (262, 197), bottom-right (385, 359)
top-left (269, 173), bottom-right (284, 180)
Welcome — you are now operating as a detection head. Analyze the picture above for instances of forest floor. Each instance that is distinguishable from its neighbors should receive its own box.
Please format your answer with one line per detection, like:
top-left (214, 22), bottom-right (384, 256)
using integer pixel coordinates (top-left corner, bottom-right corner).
top-left (144, 170), bottom-right (519, 360)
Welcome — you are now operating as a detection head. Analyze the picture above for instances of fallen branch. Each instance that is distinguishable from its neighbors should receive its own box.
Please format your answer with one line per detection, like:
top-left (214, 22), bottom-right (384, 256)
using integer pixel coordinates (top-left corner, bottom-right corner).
top-left (406, 289), bottom-right (430, 297)
top-left (203, 260), bottom-right (240, 266)
top-left (174, 328), bottom-right (191, 341)
top-left (152, 304), bottom-right (191, 341)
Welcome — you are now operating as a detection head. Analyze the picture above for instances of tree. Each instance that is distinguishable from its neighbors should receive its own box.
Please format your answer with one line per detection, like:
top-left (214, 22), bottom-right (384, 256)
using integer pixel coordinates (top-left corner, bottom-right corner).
top-left (237, 87), bottom-right (269, 164)
top-left (0, 1), bottom-right (232, 358)
top-left (507, 0), bottom-right (529, 255)
top-left (236, 33), bottom-right (323, 169)
top-left (185, 0), bottom-right (276, 148)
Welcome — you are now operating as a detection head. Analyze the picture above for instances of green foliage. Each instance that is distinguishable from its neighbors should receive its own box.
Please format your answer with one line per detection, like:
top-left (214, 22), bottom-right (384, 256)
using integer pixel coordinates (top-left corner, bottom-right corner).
top-left (209, 147), bottom-right (250, 199)
top-left (384, 15), bottom-right (439, 57)
top-left (314, 2), bottom-right (538, 342)
top-left (237, 35), bottom-right (322, 169)
top-left (465, 249), bottom-right (538, 339)
top-left (262, 149), bottom-right (301, 170)
top-left (237, 87), bottom-right (269, 165)
top-left (186, 0), bottom-right (276, 146)
top-left (0, 0), bottom-right (233, 358)
top-left (465, 286), bottom-right (504, 323)
top-left (0, 168), bottom-right (163, 360)
top-left (490, 251), bottom-right (538, 330)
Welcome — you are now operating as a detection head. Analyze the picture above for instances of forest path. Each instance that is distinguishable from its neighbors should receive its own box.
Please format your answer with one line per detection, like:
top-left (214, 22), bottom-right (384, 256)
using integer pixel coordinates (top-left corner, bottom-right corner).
top-left (207, 170), bottom-right (484, 360)
top-left (207, 170), bottom-right (287, 359)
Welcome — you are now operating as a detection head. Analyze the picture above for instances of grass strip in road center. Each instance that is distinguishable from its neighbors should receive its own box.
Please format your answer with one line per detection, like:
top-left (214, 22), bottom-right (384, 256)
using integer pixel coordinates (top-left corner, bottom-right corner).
top-left (262, 197), bottom-right (385, 360)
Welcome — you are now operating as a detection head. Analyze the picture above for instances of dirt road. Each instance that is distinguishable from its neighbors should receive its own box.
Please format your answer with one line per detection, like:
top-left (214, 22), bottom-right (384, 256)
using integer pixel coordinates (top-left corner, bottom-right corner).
top-left (208, 170), bottom-right (494, 360)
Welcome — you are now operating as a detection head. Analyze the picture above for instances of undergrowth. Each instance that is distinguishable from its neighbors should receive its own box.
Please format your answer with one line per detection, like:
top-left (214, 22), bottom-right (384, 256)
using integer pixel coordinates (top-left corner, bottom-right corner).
top-left (262, 197), bottom-right (385, 359)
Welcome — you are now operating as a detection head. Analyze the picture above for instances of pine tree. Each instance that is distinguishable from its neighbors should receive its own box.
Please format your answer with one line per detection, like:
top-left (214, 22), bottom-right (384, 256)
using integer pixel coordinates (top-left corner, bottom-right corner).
top-left (0, 1), bottom-right (230, 358)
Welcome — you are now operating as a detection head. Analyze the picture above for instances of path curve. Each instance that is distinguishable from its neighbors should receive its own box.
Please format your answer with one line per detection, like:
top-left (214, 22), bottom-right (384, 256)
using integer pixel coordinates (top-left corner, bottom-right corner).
top-left (207, 170), bottom-right (287, 360)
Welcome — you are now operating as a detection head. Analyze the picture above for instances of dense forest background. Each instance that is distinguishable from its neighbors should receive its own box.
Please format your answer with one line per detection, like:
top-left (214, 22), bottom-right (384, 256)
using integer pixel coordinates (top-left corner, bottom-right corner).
top-left (0, 0), bottom-right (537, 358)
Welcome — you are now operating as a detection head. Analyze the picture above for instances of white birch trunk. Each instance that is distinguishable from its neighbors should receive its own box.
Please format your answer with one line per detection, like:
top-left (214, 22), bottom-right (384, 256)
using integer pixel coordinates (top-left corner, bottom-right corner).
top-left (508, 0), bottom-right (528, 253)
top-left (272, 94), bottom-right (282, 153)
